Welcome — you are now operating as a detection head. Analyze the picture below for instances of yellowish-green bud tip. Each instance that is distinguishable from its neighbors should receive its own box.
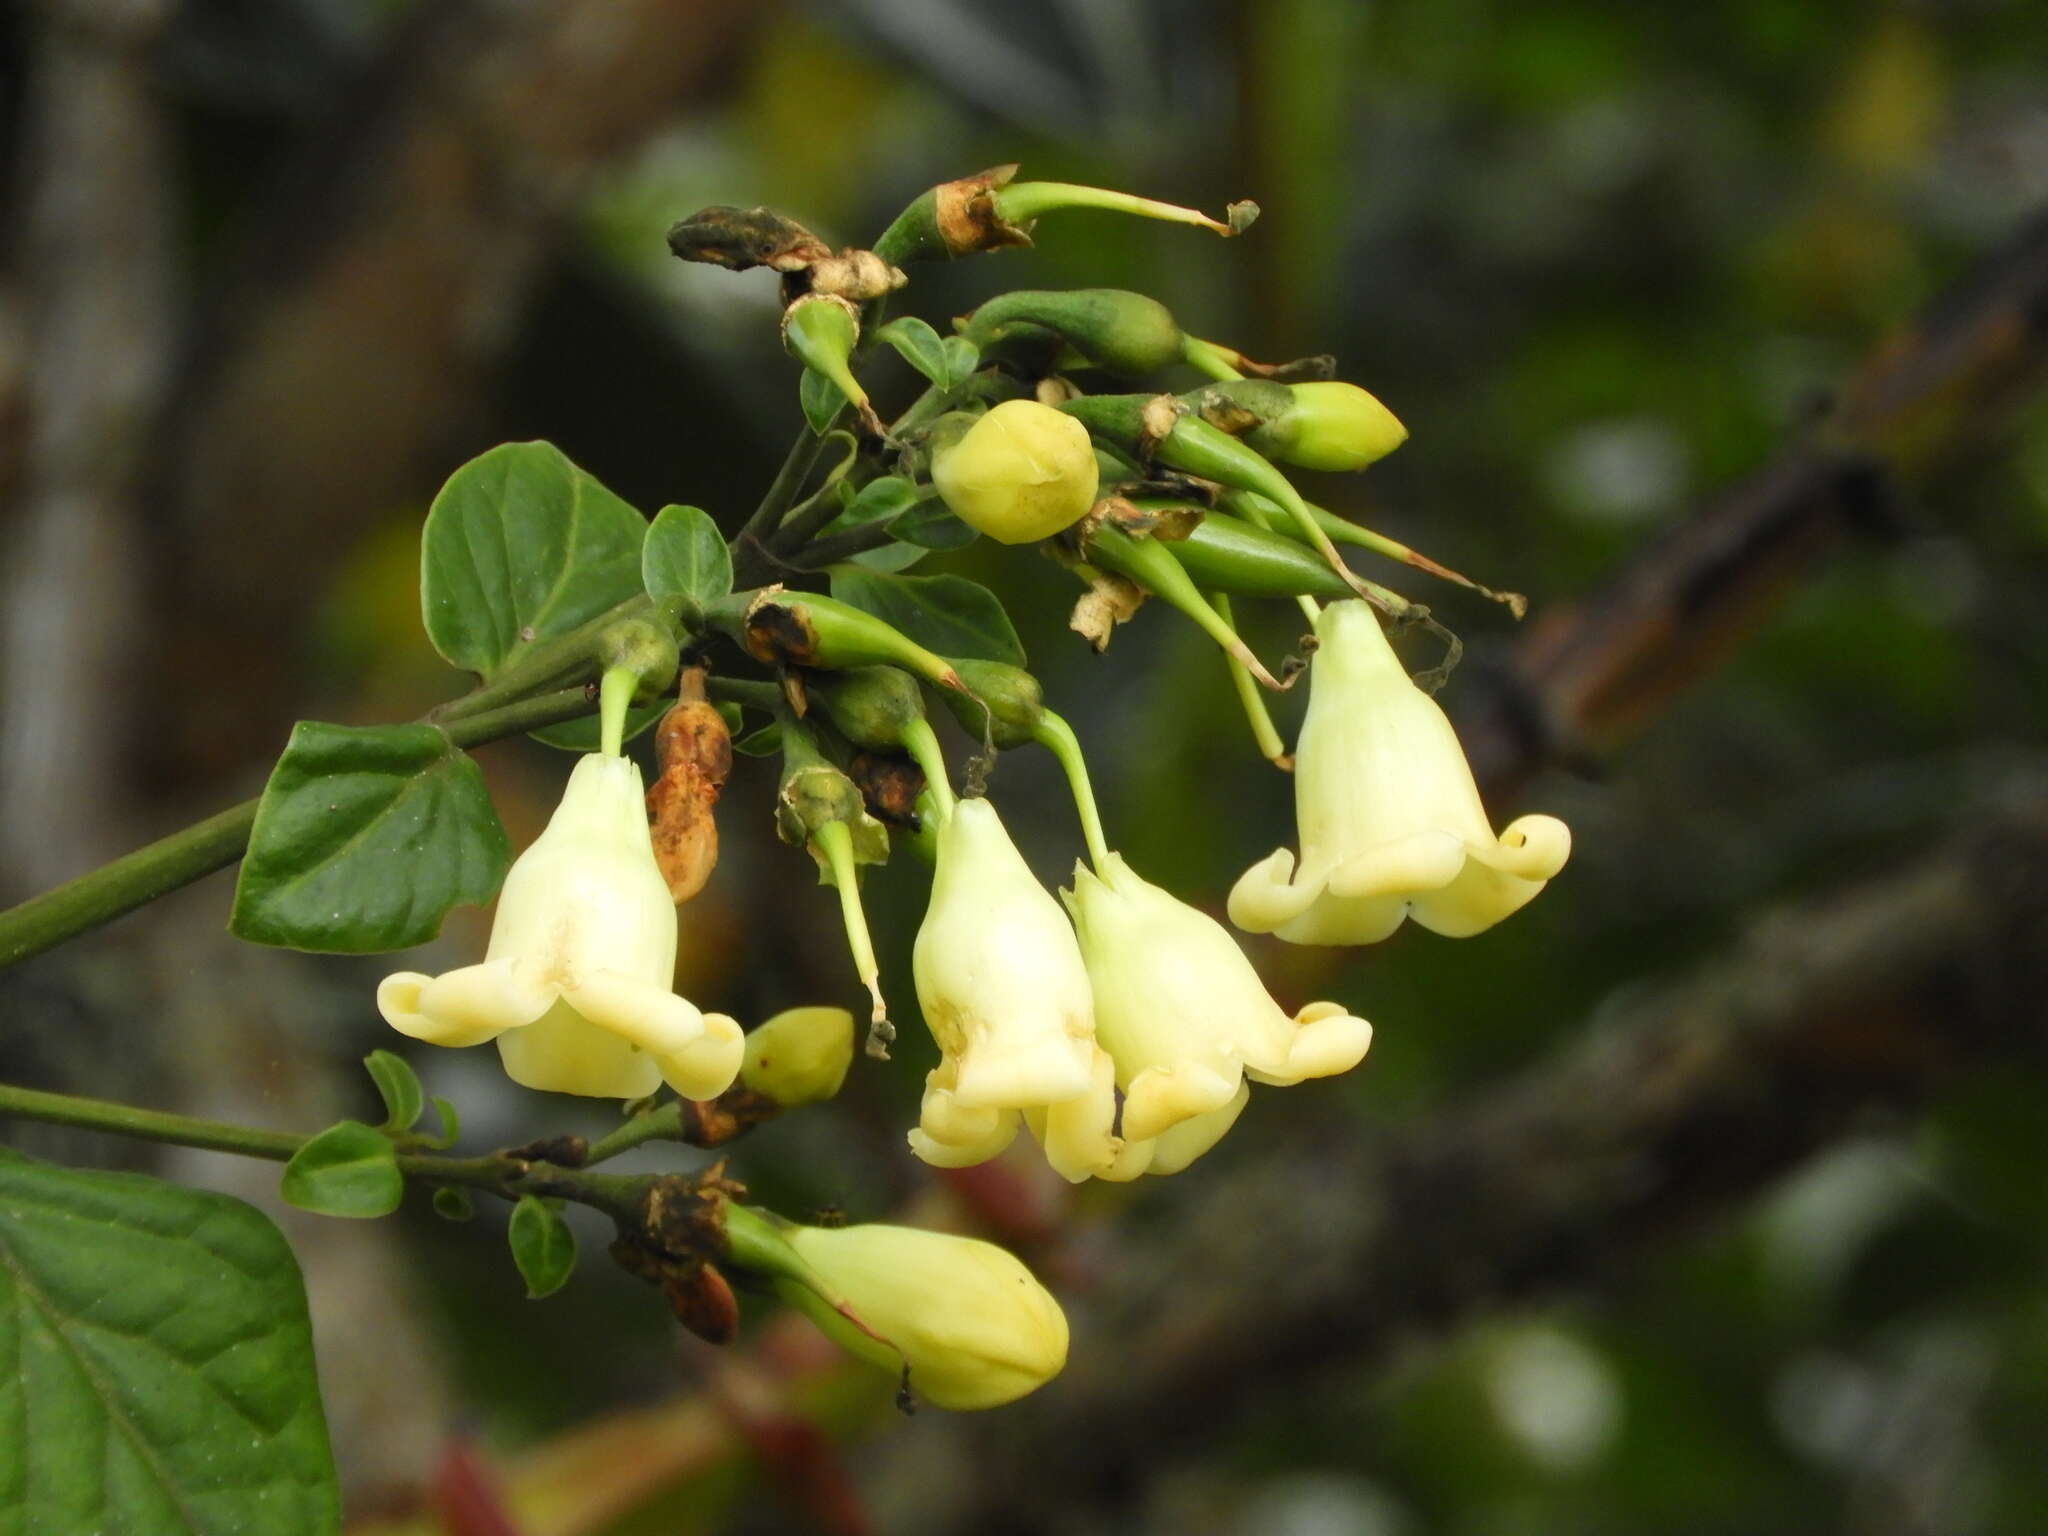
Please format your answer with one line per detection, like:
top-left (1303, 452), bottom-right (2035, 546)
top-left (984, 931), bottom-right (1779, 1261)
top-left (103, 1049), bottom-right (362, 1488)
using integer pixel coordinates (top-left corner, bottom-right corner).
top-left (740, 1006), bottom-right (855, 1107)
top-left (1274, 382), bottom-right (1408, 473)
top-left (931, 399), bottom-right (1099, 545)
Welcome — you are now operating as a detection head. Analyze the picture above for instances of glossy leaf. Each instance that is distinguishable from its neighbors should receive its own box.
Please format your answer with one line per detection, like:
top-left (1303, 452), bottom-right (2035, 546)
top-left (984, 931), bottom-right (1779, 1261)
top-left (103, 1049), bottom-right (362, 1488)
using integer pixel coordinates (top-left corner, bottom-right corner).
top-left (642, 503), bottom-right (732, 609)
top-left (829, 475), bottom-right (920, 532)
top-left (507, 1196), bottom-right (577, 1300)
top-left (941, 335), bottom-right (980, 388)
top-left (829, 568), bottom-right (1025, 665)
top-left (363, 1050), bottom-right (423, 1133)
top-left (229, 722), bottom-right (510, 953)
top-left (875, 315), bottom-right (949, 386)
top-left (891, 495), bottom-right (979, 551)
top-left (279, 1122), bottom-right (403, 1219)
top-left (0, 1153), bottom-right (340, 1534)
top-left (420, 441), bottom-right (648, 681)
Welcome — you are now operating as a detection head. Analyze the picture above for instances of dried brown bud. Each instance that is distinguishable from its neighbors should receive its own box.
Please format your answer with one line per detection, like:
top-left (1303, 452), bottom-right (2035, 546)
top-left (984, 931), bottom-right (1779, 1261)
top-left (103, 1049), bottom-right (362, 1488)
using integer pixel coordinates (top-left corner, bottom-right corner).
top-left (646, 669), bottom-right (732, 903)
top-left (665, 1261), bottom-right (741, 1345)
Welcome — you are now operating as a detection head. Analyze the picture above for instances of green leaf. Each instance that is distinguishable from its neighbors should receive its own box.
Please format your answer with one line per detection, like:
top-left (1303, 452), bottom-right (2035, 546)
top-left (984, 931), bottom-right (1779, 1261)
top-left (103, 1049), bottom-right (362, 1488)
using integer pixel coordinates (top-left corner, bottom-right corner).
top-left (431, 1187), bottom-right (474, 1222)
top-left (229, 721), bottom-right (511, 953)
top-left (874, 316), bottom-right (949, 387)
top-left (420, 441), bottom-right (649, 682)
top-left (941, 335), bottom-right (980, 388)
top-left (891, 496), bottom-right (979, 551)
top-left (528, 703), bottom-right (661, 754)
top-left (507, 1196), bottom-right (577, 1299)
top-left (642, 503), bottom-right (732, 609)
top-left (0, 1156), bottom-right (340, 1534)
top-left (734, 723), bottom-right (784, 757)
top-left (799, 368), bottom-right (844, 435)
top-left (828, 568), bottom-right (1025, 665)
top-left (279, 1122), bottom-right (403, 1219)
top-left (846, 543), bottom-right (929, 573)
top-left (826, 475), bottom-right (920, 534)
top-left (423, 1096), bottom-right (460, 1150)
top-left (363, 1050), bottom-right (423, 1133)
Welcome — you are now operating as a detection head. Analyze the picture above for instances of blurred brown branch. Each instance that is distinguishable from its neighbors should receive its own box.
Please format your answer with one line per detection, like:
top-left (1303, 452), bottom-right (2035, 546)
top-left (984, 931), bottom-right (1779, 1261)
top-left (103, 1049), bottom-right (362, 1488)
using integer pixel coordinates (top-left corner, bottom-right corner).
top-left (1461, 204), bottom-right (2048, 797)
top-left (897, 788), bottom-right (2048, 1531)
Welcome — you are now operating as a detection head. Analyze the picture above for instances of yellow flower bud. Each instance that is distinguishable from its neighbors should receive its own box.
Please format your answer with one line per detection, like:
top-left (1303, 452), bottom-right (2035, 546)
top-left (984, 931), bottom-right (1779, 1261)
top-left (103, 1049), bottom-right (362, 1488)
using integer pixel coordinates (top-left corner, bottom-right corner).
top-left (779, 1222), bottom-right (1069, 1409)
top-left (1229, 600), bottom-right (1571, 944)
top-left (931, 400), bottom-right (1099, 544)
top-left (1253, 382), bottom-right (1408, 473)
top-left (739, 1006), bottom-right (854, 1108)
top-left (376, 754), bottom-right (743, 1100)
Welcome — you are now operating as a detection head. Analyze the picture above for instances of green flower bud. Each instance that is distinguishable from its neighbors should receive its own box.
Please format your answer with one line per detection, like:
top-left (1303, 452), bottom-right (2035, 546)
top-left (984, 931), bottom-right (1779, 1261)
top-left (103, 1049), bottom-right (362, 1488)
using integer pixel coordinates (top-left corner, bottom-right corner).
top-left (939, 658), bottom-right (1045, 749)
top-left (961, 289), bottom-right (1184, 376)
top-left (722, 590), bottom-right (967, 695)
top-left (807, 666), bottom-right (927, 754)
top-left (1164, 510), bottom-right (1359, 600)
top-left (783, 294), bottom-right (882, 435)
top-left (931, 399), bottom-right (1099, 545)
top-left (773, 1221), bottom-right (1069, 1409)
top-left (1080, 520), bottom-right (1282, 689)
top-left (599, 617), bottom-right (681, 698)
top-left (740, 1006), bottom-right (855, 1107)
top-left (1241, 381), bottom-right (1407, 472)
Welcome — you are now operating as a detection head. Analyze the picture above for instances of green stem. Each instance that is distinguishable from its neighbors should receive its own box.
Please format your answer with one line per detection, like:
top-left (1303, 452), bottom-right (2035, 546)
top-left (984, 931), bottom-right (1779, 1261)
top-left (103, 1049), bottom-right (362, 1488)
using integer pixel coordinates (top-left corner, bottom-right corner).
top-left (786, 518), bottom-right (901, 570)
top-left (1182, 336), bottom-right (1247, 381)
top-left (703, 677), bottom-right (785, 712)
top-left (599, 665), bottom-right (637, 758)
top-left (583, 1101), bottom-right (686, 1165)
top-left (735, 423), bottom-right (840, 582)
top-left (813, 820), bottom-right (890, 1056)
top-left (428, 596), bottom-right (653, 726)
top-left (898, 717), bottom-right (956, 820)
top-left (1031, 711), bottom-right (1112, 872)
top-left (0, 686), bottom-right (594, 971)
top-left (1211, 594), bottom-right (1293, 768)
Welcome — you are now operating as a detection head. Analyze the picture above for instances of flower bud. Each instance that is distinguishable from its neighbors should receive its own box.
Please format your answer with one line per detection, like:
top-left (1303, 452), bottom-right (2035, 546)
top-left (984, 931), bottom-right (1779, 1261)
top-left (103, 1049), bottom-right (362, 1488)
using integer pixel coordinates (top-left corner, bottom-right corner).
top-left (377, 754), bottom-right (742, 1100)
top-left (807, 666), bottom-right (927, 754)
top-left (1235, 381), bottom-right (1407, 472)
top-left (722, 589), bottom-right (966, 695)
top-left (961, 289), bottom-right (1184, 376)
top-left (1163, 510), bottom-right (1358, 600)
top-left (931, 400), bottom-right (1099, 545)
top-left (740, 1006), bottom-right (854, 1108)
top-left (775, 1222), bottom-right (1069, 1409)
top-left (782, 294), bottom-right (882, 435)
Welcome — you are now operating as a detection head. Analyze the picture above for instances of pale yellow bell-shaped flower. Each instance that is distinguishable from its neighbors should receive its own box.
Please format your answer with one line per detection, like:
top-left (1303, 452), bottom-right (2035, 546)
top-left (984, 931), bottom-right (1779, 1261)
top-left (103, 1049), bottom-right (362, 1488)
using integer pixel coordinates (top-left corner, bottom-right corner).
top-left (377, 753), bottom-right (742, 1100)
top-left (1229, 599), bottom-right (1571, 945)
top-left (1063, 852), bottom-right (1372, 1146)
top-left (776, 1222), bottom-right (1069, 1410)
top-left (907, 797), bottom-right (1102, 1170)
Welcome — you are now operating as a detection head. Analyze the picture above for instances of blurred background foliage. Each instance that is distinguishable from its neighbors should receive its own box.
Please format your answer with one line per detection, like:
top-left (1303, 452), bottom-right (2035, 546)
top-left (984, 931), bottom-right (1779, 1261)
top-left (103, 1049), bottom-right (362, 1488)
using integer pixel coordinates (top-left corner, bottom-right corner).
top-left (5, 0), bottom-right (2048, 1532)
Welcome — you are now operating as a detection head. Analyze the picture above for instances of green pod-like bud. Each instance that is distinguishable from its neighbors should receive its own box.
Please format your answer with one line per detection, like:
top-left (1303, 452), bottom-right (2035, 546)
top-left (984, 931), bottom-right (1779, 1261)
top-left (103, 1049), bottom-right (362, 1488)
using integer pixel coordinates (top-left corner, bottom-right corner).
top-left (1080, 522), bottom-right (1282, 689)
top-left (599, 615), bottom-right (682, 698)
top-left (740, 1006), bottom-right (855, 1108)
top-left (1162, 511), bottom-right (1360, 601)
top-left (807, 666), bottom-right (927, 753)
top-left (719, 590), bottom-right (967, 695)
top-left (783, 295), bottom-right (882, 435)
top-left (962, 289), bottom-right (1184, 376)
top-left (939, 657), bottom-right (1045, 749)
top-left (1188, 379), bottom-right (1406, 472)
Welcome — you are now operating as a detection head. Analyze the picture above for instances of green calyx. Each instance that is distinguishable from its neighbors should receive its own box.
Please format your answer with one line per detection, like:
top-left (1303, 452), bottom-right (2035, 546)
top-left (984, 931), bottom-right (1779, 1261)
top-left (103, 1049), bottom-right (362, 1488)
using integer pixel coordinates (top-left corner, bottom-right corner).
top-left (1079, 521), bottom-right (1283, 690)
top-left (961, 289), bottom-right (1184, 376)
top-left (807, 666), bottom-right (928, 754)
top-left (940, 658), bottom-right (1044, 750)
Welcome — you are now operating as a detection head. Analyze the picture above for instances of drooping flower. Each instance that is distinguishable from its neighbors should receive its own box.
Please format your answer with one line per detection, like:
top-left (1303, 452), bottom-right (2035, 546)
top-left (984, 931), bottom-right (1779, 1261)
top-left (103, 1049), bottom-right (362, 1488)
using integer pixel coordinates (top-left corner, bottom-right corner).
top-left (1063, 852), bottom-right (1372, 1150)
top-left (377, 753), bottom-right (743, 1100)
top-left (1230, 599), bottom-right (1571, 945)
top-left (775, 1221), bottom-right (1069, 1410)
top-left (906, 797), bottom-right (1106, 1171)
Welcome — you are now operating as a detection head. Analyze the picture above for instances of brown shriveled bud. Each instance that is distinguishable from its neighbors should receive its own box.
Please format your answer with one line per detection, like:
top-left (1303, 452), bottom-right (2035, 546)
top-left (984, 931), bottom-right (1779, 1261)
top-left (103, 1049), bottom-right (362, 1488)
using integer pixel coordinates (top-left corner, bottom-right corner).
top-left (665, 1262), bottom-right (741, 1346)
top-left (646, 669), bottom-right (733, 903)
top-left (934, 164), bottom-right (1033, 256)
top-left (806, 248), bottom-right (907, 304)
top-left (848, 750), bottom-right (926, 827)
top-left (667, 206), bottom-right (832, 272)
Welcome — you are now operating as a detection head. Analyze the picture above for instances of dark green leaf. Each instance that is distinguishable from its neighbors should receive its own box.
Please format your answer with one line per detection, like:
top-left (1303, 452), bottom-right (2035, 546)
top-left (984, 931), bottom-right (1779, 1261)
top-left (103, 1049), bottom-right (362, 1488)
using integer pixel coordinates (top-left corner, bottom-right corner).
top-left (642, 504), bottom-right (732, 609)
top-left (431, 1187), bottom-right (474, 1222)
top-left (891, 496), bottom-right (979, 550)
top-left (0, 1156), bottom-right (340, 1534)
top-left (827, 475), bottom-right (920, 533)
top-left (279, 1122), bottom-right (403, 1219)
top-left (420, 441), bottom-right (649, 681)
top-left (713, 701), bottom-right (744, 733)
top-left (828, 568), bottom-right (1025, 664)
top-left (941, 335), bottom-right (980, 388)
top-left (875, 316), bottom-right (949, 387)
top-left (363, 1050), bottom-right (423, 1133)
top-left (229, 721), bottom-right (510, 953)
top-left (508, 1196), bottom-right (577, 1299)
top-left (799, 368), bottom-right (844, 435)
top-left (846, 543), bottom-right (930, 573)
top-left (528, 703), bottom-right (661, 754)
top-left (735, 723), bottom-right (783, 757)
